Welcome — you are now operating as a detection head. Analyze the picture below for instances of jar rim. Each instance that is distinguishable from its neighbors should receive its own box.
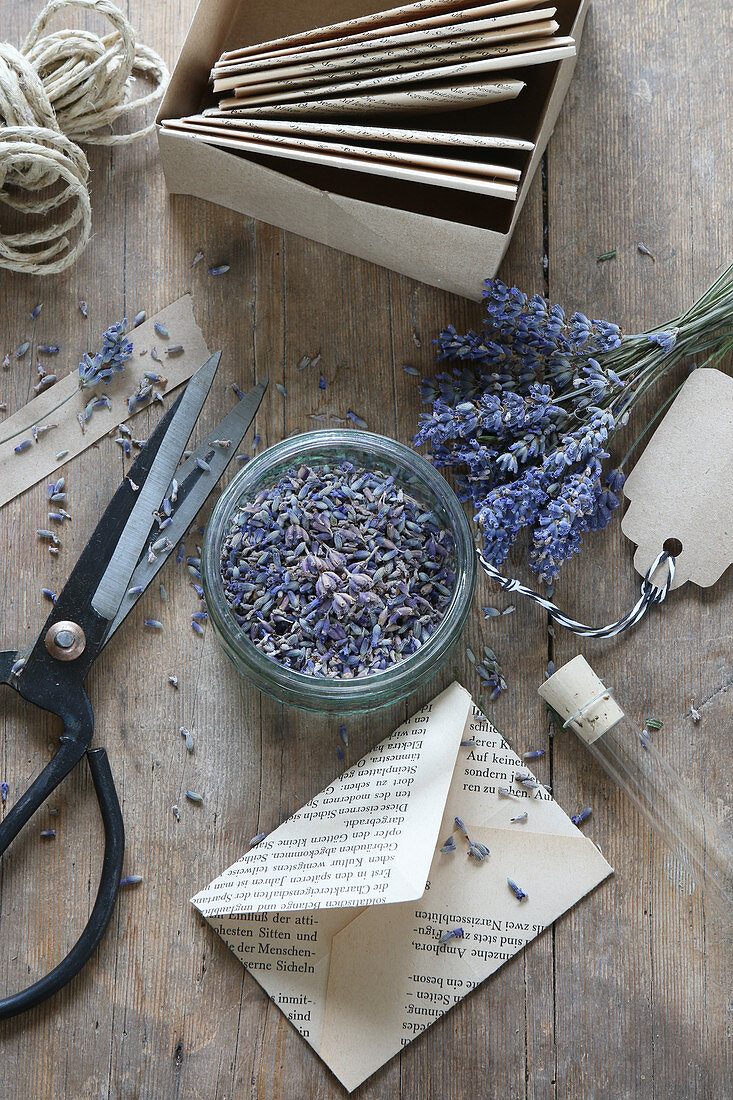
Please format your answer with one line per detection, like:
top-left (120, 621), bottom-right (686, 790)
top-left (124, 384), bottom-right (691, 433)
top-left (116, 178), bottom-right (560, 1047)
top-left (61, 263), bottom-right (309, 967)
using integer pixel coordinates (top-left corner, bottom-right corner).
top-left (202, 429), bottom-right (476, 710)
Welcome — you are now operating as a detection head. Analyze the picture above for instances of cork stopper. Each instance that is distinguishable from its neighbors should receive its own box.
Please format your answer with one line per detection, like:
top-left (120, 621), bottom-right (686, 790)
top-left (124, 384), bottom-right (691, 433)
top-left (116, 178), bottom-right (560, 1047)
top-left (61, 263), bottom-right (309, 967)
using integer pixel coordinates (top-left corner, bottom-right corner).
top-left (538, 655), bottom-right (624, 744)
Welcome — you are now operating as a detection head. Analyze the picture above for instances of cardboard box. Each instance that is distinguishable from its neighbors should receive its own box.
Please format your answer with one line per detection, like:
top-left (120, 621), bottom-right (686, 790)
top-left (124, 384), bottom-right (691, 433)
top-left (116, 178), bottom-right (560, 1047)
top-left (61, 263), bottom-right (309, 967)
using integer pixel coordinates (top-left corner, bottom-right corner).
top-left (157, 0), bottom-right (588, 300)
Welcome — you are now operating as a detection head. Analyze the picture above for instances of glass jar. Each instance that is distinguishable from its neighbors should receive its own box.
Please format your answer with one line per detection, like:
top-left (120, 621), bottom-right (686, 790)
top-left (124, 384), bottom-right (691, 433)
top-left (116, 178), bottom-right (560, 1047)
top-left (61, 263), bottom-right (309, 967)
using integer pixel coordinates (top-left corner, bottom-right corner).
top-left (202, 429), bottom-right (476, 713)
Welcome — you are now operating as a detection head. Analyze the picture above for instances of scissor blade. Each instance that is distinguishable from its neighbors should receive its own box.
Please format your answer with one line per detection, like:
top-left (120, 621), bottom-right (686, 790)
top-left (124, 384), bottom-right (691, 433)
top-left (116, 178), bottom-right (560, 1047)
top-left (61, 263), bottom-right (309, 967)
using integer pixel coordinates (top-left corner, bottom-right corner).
top-left (103, 377), bottom-right (267, 641)
top-left (91, 352), bottom-right (221, 621)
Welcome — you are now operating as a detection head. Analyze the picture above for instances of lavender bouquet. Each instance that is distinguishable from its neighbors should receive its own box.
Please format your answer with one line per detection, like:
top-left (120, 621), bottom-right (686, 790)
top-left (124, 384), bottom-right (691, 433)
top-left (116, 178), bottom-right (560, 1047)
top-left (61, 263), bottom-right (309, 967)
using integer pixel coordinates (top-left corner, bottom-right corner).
top-left (415, 263), bottom-right (733, 582)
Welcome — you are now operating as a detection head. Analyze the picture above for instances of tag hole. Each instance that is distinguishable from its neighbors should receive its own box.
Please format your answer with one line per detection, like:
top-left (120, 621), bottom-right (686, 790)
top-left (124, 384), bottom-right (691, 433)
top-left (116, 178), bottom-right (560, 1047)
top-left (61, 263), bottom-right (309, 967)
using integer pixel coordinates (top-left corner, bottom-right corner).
top-left (663, 538), bottom-right (683, 557)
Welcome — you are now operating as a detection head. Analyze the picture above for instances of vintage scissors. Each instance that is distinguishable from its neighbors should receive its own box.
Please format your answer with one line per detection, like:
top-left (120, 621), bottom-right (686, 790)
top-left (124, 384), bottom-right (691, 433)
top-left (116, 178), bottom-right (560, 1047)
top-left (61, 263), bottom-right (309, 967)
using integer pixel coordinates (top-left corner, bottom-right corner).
top-left (0, 353), bottom-right (267, 1020)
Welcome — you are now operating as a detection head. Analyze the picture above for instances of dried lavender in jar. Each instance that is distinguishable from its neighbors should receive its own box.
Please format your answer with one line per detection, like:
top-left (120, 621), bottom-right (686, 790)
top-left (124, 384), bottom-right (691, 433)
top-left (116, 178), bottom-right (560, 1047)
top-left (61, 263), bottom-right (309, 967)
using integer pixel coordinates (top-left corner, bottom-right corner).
top-left (219, 461), bottom-right (456, 678)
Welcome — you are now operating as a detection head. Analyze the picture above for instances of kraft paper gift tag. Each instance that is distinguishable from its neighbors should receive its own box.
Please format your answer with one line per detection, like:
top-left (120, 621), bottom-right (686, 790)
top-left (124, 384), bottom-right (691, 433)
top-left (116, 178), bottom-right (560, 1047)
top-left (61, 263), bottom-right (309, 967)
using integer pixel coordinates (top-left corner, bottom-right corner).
top-left (621, 367), bottom-right (733, 589)
top-left (192, 682), bottom-right (612, 1091)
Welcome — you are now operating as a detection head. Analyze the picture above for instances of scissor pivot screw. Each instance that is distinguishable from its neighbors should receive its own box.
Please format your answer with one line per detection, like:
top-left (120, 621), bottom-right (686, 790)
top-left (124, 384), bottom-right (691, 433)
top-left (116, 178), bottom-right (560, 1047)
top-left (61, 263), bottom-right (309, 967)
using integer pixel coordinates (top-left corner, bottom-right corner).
top-left (45, 621), bottom-right (86, 661)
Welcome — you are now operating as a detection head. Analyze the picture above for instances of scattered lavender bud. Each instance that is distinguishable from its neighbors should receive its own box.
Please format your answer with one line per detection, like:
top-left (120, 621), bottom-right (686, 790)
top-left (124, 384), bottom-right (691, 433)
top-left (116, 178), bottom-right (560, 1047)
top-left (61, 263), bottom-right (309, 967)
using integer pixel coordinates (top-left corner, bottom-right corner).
top-left (502, 605), bottom-right (516, 616)
top-left (2, 354), bottom-right (8, 369)
top-left (346, 410), bottom-right (367, 428)
top-left (571, 807), bottom-right (592, 826)
top-left (37, 529), bottom-right (59, 544)
top-left (14, 440), bottom-right (33, 453)
top-left (252, 434), bottom-right (260, 451)
top-left (168, 675), bottom-right (179, 688)
top-left (337, 744), bottom-right (345, 761)
top-left (318, 375), bottom-right (326, 390)
top-left (195, 457), bottom-right (211, 472)
top-left (133, 310), bottom-right (147, 327)
top-left (497, 787), bottom-right (520, 799)
top-left (510, 812), bottom-right (528, 823)
top-left (191, 620), bottom-right (204, 636)
top-left (275, 383), bottom-right (287, 397)
top-left (79, 300), bottom-right (88, 317)
top-left (38, 345), bottom-right (60, 355)
top-left (249, 832), bottom-right (267, 846)
top-left (159, 583), bottom-right (168, 602)
top-left (689, 702), bottom-right (701, 723)
top-left (120, 874), bottom-right (143, 887)
top-left (150, 346), bottom-right (161, 362)
top-left (41, 588), bottom-right (57, 603)
top-left (10, 658), bottom-right (26, 676)
top-left (128, 585), bottom-right (143, 596)
top-left (454, 816), bottom-right (469, 837)
top-left (339, 725), bottom-right (349, 746)
top-left (0, 781), bottom-right (8, 802)
top-left (144, 619), bottom-right (163, 629)
top-left (296, 355), bottom-right (310, 370)
top-left (468, 841), bottom-right (489, 861)
top-left (180, 727), bottom-right (194, 753)
top-left (637, 242), bottom-right (656, 261)
top-left (507, 877), bottom-right (528, 900)
top-left (166, 345), bottom-right (184, 356)
top-left (16, 341), bottom-right (30, 358)
top-left (192, 251), bottom-right (204, 266)
top-left (460, 737), bottom-right (476, 747)
top-left (440, 836), bottom-right (457, 853)
top-left (482, 606), bottom-right (500, 618)
top-left (209, 264), bottom-right (230, 275)
top-left (153, 321), bottom-right (169, 338)
top-left (185, 790), bottom-right (204, 804)
top-left (172, 804), bottom-right (181, 821)
top-left (40, 829), bottom-right (56, 839)
top-left (522, 750), bottom-right (546, 760)
top-left (402, 365), bottom-right (420, 376)
top-left (191, 611), bottom-right (207, 622)
top-left (236, 454), bottom-right (249, 464)
top-left (439, 927), bottom-right (465, 944)
top-left (30, 303), bottom-right (43, 319)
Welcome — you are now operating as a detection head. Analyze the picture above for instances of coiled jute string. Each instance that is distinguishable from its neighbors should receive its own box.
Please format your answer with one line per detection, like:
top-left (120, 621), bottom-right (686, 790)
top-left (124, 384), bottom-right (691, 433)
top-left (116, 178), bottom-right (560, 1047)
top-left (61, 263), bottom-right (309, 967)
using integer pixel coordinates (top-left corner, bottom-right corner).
top-left (0, 0), bottom-right (168, 276)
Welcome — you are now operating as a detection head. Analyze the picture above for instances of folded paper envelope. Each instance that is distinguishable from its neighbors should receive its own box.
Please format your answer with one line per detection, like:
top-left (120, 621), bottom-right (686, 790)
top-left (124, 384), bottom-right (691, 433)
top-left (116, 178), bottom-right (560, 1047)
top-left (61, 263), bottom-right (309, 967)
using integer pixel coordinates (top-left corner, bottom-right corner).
top-left (192, 682), bottom-right (612, 1091)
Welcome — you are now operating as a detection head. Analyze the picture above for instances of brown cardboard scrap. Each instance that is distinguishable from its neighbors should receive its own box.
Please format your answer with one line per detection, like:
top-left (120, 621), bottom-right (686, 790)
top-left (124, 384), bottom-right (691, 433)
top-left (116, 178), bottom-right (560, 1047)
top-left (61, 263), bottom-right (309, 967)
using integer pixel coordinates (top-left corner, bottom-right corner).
top-left (0, 296), bottom-right (211, 510)
top-left (621, 368), bottom-right (733, 589)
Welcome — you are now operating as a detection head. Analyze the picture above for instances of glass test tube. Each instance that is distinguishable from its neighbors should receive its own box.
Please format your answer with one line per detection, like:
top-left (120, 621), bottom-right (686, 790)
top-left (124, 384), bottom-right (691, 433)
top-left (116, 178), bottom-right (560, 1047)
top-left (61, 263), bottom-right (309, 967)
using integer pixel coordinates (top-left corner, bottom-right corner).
top-left (540, 656), bottom-right (733, 927)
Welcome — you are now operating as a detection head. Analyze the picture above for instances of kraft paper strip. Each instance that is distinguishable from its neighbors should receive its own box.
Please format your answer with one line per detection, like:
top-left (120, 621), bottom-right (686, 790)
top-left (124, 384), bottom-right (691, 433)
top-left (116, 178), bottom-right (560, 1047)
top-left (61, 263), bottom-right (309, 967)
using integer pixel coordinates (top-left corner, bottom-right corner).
top-left (0, 296), bottom-right (211, 510)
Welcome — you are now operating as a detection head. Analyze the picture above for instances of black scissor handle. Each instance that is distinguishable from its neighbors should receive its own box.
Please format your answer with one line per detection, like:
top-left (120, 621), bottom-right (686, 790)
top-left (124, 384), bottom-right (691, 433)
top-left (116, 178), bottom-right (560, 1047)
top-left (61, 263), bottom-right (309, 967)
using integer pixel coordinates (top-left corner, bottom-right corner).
top-left (0, 683), bottom-right (125, 1020)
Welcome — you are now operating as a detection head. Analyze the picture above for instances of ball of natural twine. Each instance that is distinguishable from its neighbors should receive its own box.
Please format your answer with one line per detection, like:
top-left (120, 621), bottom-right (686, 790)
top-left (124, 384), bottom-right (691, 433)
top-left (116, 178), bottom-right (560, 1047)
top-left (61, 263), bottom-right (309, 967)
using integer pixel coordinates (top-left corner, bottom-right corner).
top-left (0, 0), bottom-right (168, 276)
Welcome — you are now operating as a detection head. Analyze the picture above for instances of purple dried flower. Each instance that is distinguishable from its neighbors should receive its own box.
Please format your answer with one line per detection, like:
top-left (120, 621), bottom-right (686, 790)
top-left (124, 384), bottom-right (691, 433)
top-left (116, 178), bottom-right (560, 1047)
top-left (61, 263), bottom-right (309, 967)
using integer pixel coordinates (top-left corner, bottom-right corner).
top-left (209, 264), bottom-right (230, 275)
top-left (1, 781), bottom-right (8, 802)
top-left (185, 790), bottom-right (204, 804)
top-left (78, 321), bottom-right (132, 388)
top-left (440, 836), bottom-right (457, 853)
top-left (648, 330), bottom-right (678, 354)
top-left (439, 927), bottom-right (465, 944)
top-left (249, 832), bottom-right (267, 846)
top-left (507, 877), bottom-right (527, 900)
top-left (38, 345), bottom-right (60, 354)
top-left (30, 303), bottom-right (43, 319)
top-left (40, 829), bottom-right (56, 838)
top-left (120, 874), bottom-right (143, 886)
top-left (571, 807), bottom-right (592, 826)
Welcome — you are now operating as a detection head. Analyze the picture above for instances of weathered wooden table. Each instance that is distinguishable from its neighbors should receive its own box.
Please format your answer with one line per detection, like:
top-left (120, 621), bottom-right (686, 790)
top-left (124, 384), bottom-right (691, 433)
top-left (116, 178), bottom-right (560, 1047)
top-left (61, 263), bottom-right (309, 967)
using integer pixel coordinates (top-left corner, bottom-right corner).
top-left (1, 1), bottom-right (731, 1096)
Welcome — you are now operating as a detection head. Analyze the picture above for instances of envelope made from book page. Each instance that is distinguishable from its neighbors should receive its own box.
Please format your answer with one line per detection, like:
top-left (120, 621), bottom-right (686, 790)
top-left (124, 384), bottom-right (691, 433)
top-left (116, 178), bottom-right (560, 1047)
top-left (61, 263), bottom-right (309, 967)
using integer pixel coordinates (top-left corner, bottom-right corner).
top-left (192, 682), bottom-right (612, 1091)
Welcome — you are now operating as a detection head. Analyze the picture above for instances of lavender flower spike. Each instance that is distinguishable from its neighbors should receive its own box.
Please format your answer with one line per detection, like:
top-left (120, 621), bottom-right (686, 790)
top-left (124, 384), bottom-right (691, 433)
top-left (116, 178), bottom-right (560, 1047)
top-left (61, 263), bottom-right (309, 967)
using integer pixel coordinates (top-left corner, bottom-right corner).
top-left (78, 320), bottom-right (132, 388)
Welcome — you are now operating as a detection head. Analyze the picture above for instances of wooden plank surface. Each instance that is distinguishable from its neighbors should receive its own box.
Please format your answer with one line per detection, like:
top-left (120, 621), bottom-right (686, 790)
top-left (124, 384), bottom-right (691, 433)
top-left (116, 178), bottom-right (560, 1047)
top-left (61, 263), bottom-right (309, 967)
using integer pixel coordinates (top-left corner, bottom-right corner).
top-left (0, 1), bottom-right (730, 1097)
